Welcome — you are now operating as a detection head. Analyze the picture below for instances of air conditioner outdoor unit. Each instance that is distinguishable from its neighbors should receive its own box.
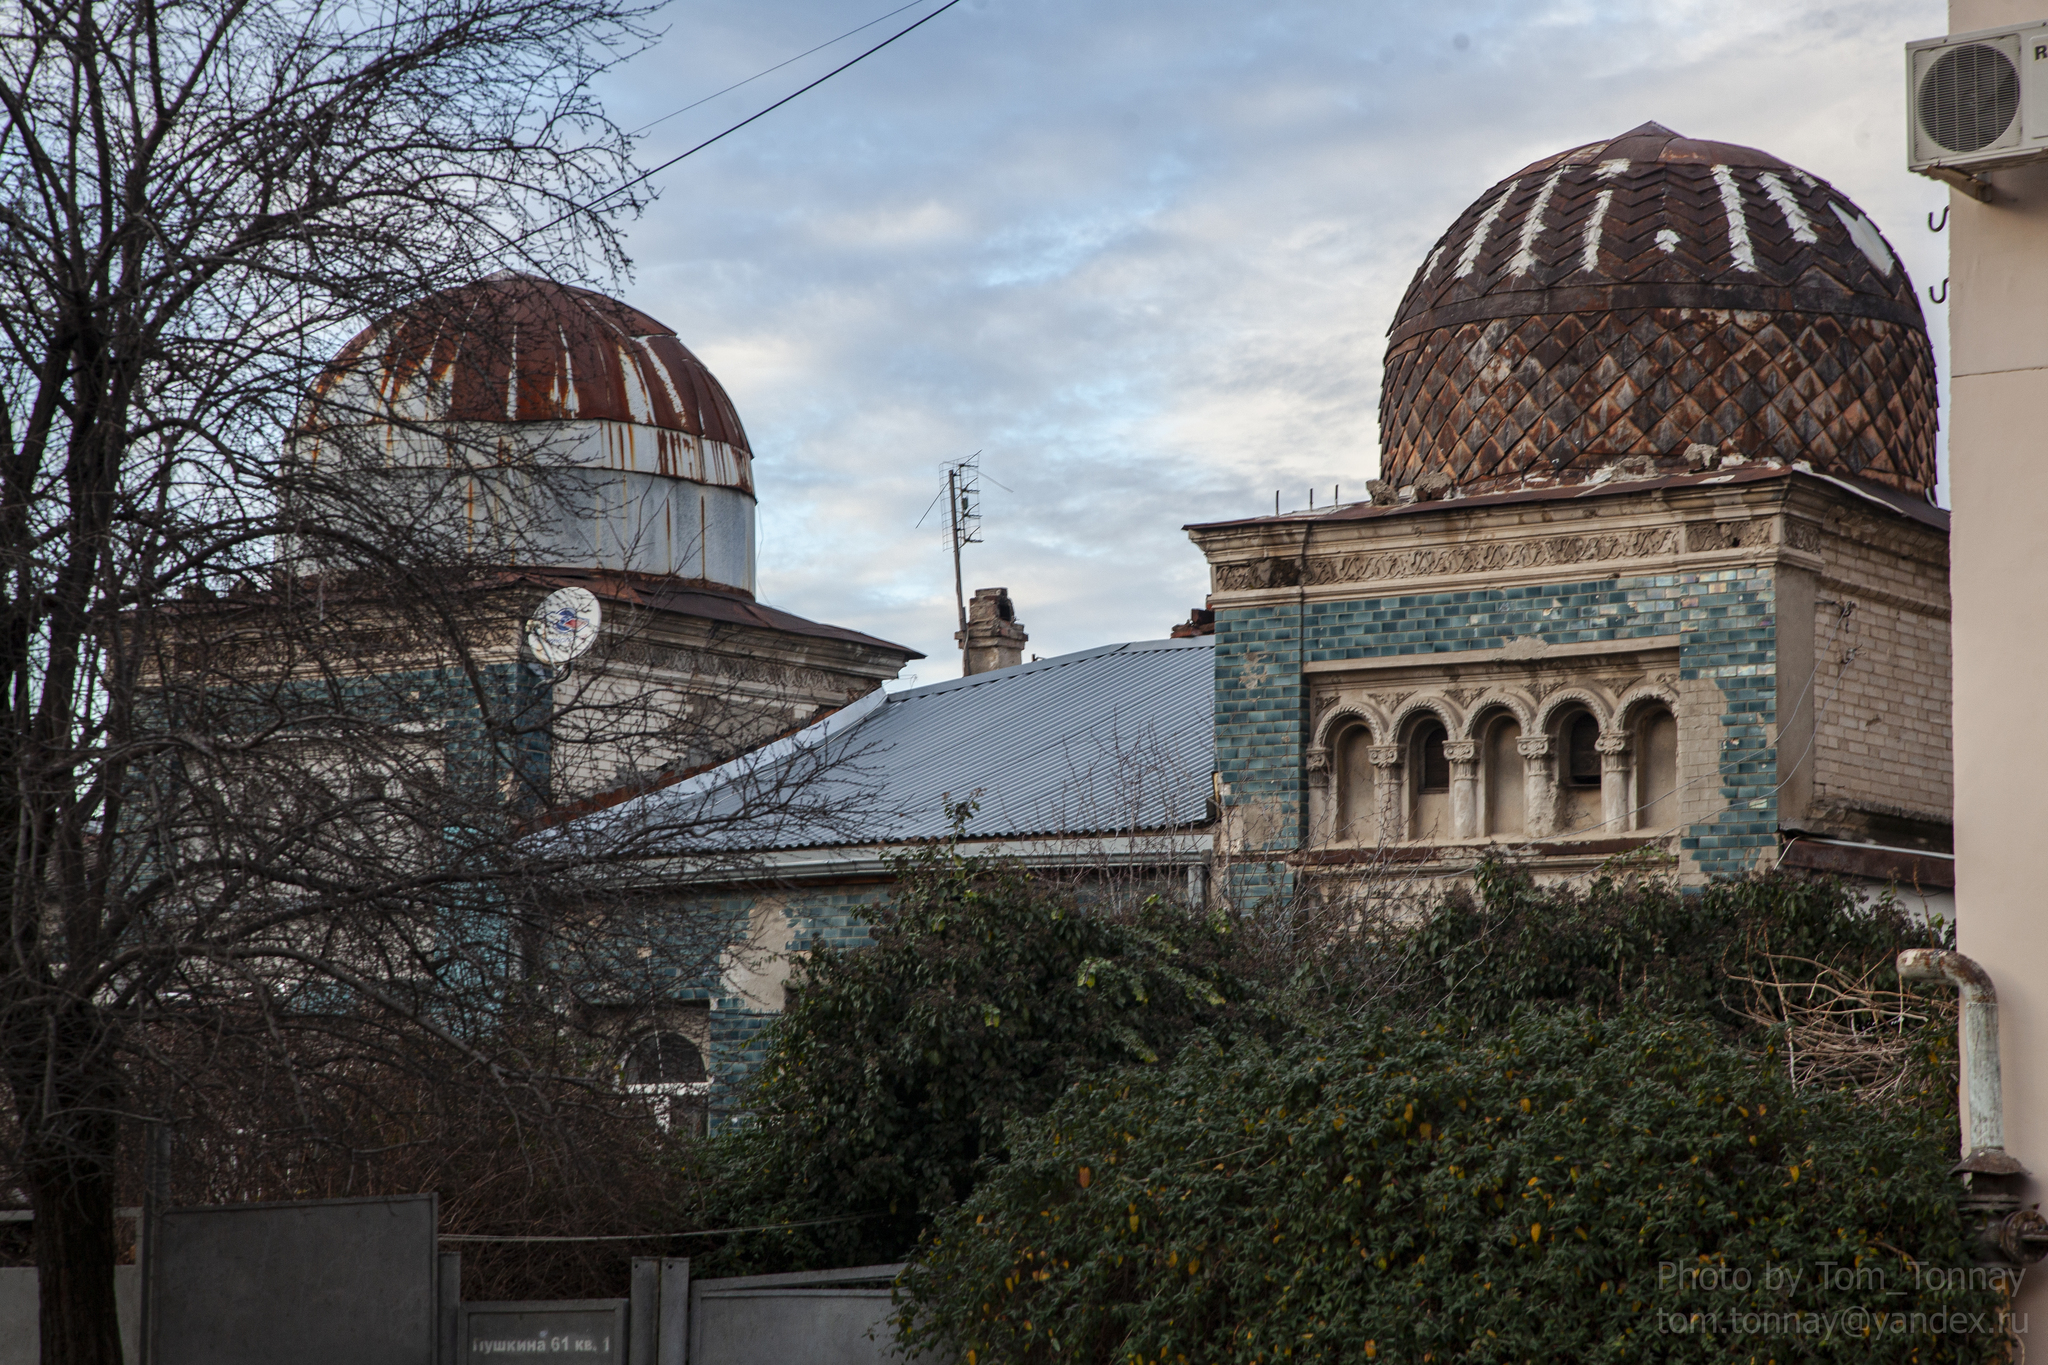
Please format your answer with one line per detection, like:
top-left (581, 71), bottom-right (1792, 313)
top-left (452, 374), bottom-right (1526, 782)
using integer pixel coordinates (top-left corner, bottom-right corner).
top-left (1907, 22), bottom-right (2048, 190)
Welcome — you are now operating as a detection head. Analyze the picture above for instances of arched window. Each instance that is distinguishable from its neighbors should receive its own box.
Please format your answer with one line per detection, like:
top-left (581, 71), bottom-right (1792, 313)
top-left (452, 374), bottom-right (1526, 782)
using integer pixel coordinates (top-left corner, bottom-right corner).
top-left (1554, 708), bottom-right (1605, 837)
top-left (1482, 713), bottom-right (1524, 836)
top-left (1566, 712), bottom-right (1602, 787)
top-left (1417, 723), bottom-right (1450, 792)
top-left (1335, 724), bottom-right (1375, 842)
top-left (623, 1032), bottom-right (706, 1085)
top-left (1410, 719), bottom-right (1451, 840)
top-left (1635, 704), bottom-right (1679, 831)
top-left (623, 1032), bottom-right (709, 1133)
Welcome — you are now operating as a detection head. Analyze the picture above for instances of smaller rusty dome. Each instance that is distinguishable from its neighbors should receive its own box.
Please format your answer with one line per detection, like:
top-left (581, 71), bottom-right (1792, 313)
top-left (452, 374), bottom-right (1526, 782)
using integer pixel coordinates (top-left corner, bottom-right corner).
top-left (310, 272), bottom-right (747, 448)
top-left (1379, 123), bottom-right (1936, 499)
top-left (300, 273), bottom-right (759, 592)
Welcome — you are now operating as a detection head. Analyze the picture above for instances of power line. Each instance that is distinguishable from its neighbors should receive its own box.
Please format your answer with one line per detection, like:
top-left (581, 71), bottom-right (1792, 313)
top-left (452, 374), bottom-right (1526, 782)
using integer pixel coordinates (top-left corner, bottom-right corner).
top-left (527, 0), bottom-right (968, 243)
top-left (627, 0), bottom-right (935, 137)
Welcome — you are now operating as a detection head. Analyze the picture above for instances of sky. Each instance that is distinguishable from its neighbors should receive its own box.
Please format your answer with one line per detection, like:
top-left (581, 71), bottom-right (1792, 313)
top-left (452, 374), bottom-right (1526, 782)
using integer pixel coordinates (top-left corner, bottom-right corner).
top-left (595, 0), bottom-right (1954, 685)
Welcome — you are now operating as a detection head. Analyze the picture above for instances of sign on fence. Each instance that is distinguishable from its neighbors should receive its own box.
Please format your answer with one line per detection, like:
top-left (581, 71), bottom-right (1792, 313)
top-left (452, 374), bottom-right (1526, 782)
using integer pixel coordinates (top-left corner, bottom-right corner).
top-left (461, 1300), bottom-right (627, 1363)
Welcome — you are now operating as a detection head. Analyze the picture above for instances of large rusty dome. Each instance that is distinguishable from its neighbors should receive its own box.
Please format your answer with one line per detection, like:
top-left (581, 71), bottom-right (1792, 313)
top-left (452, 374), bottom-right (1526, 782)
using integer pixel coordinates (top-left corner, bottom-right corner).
top-left (1378, 123), bottom-right (1937, 499)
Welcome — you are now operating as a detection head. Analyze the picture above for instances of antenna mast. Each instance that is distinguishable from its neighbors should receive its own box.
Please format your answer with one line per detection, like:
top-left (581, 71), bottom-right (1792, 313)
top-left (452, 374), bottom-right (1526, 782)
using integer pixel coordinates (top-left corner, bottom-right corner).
top-left (943, 453), bottom-right (982, 641)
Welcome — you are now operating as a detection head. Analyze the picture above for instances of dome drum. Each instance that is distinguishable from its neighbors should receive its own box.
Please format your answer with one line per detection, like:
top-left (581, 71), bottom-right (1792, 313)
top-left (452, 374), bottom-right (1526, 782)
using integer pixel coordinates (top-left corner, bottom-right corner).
top-left (298, 273), bottom-right (760, 593)
top-left (1379, 124), bottom-right (1938, 500)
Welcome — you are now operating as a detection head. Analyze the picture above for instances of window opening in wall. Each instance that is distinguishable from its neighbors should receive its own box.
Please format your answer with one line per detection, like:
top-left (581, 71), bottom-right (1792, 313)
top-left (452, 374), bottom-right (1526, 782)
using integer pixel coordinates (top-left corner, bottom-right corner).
top-left (1410, 719), bottom-right (1452, 841)
top-left (1636, 704), bottom-right (1680, 831)
top-left (1418, 722), bottom-right (1450, 792)
top-left (1336, 724), bottom-right (1375, 842)
top-left (1566, 712), bottom-right (1602, 787)
top-left (623, 1031), bottom-right (709, 1133)
top-left (1483, 713), bottom-right (1525, 836)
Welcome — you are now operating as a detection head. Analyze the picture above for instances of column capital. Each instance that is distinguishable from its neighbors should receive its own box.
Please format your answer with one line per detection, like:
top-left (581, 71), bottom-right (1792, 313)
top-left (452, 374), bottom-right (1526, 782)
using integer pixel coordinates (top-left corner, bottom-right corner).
top-left (1305, 745), bottom-right (1329, 774)
top-left (1516, 735), bottom-right (1552, 759)
top-left (1443, 740), bottom-right (1478, 763)
top-left (1367, 745), bottom-right (1403, 769)
top-left (1594, 732), bottom-right (1632, 756)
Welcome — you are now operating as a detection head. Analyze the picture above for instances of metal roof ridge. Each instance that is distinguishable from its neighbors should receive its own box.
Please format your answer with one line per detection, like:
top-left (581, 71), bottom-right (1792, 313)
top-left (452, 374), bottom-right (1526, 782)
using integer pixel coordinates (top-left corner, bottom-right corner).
top-left (882, 635), bottom-right (1211, 707)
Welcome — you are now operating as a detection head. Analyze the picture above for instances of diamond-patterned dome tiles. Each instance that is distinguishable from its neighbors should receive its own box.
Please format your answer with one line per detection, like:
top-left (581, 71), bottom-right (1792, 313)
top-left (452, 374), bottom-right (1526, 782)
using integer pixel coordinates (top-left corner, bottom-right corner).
top-left (1379, 123), bottom-right (1937, 498)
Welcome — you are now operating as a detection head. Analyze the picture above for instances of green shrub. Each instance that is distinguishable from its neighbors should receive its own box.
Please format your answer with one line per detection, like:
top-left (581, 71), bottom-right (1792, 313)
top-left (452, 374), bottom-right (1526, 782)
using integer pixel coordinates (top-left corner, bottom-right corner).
top-left (899, 1009), bottom-right (2001, 1364)
top-left (700, 835), bottom-right (1252, 1269)
top-left (1392, 858), bottom-right (1941, 1028)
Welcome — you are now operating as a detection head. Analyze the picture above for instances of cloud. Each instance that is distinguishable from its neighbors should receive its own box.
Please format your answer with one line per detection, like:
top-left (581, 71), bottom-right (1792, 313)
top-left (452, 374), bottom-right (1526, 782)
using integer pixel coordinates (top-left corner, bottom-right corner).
top-left (605, 0), bottom-right (1950, 682)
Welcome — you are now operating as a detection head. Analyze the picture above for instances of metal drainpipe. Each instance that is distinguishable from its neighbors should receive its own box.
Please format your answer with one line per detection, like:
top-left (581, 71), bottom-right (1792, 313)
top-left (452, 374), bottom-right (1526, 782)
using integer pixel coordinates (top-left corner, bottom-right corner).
top-left (1898, 949), bottom-right (2048, 1264)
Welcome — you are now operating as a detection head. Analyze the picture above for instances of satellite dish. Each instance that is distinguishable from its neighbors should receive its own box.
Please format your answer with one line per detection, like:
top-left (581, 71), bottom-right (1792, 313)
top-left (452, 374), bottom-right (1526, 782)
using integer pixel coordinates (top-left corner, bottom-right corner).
top-left (526, 587), bottom-right (601, 665)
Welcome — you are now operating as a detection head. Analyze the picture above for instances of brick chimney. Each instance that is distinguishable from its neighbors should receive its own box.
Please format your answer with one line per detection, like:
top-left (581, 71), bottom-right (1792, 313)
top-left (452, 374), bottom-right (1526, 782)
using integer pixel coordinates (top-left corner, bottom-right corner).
top-left (956, 587), bottom-right (1028, 675)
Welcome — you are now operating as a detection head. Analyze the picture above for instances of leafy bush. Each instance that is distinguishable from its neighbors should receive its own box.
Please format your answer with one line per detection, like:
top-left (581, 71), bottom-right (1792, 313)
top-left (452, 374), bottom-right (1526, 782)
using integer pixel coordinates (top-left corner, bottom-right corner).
top-left (899, 1009), bottom-right (2002, 1364)
top-left (1390, 858), bottom-right (1941, 1029)
top-left (700, 836), bottom-right (1252, 1269)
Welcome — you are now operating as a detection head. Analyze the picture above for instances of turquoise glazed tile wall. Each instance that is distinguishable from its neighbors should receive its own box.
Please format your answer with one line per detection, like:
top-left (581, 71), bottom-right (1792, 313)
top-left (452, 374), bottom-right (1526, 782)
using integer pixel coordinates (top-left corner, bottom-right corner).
top-left (1214, 568), bottom-right (1779, 901)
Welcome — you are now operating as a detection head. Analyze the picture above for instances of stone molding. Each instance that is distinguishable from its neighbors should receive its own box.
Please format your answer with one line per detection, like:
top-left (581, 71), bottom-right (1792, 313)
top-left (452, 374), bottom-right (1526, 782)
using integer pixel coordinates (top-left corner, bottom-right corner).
top-left (1814, 576), bottom-right (1950, 622)
top-left (1213, 526), bottom-right (1682, 593)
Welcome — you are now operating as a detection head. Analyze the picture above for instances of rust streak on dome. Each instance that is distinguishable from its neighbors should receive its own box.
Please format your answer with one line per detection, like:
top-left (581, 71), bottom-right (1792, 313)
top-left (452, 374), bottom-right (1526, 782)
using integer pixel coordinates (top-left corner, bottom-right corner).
top-left (308, 272), bottom-right (750, 454)
top-left (1380, 123), bottom-right (1937, 499)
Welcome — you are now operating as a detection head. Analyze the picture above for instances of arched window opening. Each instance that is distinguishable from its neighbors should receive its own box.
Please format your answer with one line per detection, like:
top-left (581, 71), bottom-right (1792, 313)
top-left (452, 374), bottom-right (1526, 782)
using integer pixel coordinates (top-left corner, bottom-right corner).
top-left (1555, 708), bottom-right (1605, 837)
top-left (1566, 712), bottom-right (1602, 787)
top-left (1482, 714), bottom-right (1525, 836)
top-left (1636, 705), bottom-right (1680, 832)
top-left (624, 1032), bottom-right (706, 1085)
top-left (623, 1031), bottom-right (709, 1133)
top-left (1410, 719), bottom-right (1452, 840)
top-left (1336, 724), bottom-right (1375, 842)
top-left (1418, 723), bottom-right (1450, 791)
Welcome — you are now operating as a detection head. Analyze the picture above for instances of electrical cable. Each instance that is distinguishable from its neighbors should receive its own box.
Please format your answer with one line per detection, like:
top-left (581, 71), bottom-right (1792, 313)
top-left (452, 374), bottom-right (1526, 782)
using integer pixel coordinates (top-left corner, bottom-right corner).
top-left (523, 0), bottom-right (967, 244)
top-left (626, 0), bottom-right (935, 137)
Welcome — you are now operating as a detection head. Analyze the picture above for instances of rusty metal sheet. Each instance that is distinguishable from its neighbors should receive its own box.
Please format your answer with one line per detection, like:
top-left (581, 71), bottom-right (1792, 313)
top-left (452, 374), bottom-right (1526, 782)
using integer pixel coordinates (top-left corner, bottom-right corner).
top-left (307, 273), bottom-right (751, 458)
top-left (1378, 122), bottom-right (1937, 500)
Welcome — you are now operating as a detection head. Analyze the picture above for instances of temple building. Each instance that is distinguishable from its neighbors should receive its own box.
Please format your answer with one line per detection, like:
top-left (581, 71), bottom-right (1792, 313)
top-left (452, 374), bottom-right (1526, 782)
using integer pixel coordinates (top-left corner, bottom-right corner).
top-left (1187, 123), bottom-right (1955, 910)
top-left (291, 271), bottom-right (918, 802)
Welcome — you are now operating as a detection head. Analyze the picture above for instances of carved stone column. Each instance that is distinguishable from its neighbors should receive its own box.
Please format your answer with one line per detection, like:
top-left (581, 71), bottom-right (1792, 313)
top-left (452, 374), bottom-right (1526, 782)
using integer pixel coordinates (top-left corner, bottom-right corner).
top-left (1445, 739), bottom-right (1480, 840)
top-left (1597, 732), bottom-right (1633, 834)
top-left (1303, 744), bottom-right (1331, 844)
top-left (1368, 745), bottom-right (1404, 842)
top-left (1517, 734), bottom-right (1555, 838)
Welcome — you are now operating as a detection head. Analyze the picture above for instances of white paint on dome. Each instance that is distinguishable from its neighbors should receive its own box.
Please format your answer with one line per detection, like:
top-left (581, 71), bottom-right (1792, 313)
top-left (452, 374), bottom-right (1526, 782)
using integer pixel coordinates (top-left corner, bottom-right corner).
top-left (1581, 187), bottom-right (1616, 274)
top-left (1655, 228), bottom-right (1680, 253)
top-left (1454, 178), bottom-right (1518, 279)
top-left (1711, 165), bottom-right (1756, 272)
top-left (1509, 165), bottom-right (1565, 277)
top-left (640, 335), bottom-right (691, 424)
top-left (505, 324), bottom-right (520, 421)
top-left (1757, 172), bottom-right (1816, 244)
top-left (1830, 202), bottom-right (1896, 277)
top-left (1595, 158), bottom-right (1629, 179)
top-left (558, 327), bottom-right (580, 417)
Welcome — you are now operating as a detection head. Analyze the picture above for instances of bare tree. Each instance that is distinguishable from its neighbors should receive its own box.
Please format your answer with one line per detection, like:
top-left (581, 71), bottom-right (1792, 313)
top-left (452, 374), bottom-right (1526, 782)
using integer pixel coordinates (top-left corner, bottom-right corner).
top-left (0, 2), bottom-right (876, 1359)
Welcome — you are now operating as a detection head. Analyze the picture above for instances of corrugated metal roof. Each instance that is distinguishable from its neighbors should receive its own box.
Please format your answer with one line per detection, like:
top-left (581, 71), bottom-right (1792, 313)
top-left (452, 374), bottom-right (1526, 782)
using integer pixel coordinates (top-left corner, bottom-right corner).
top-left (602, 636), bottom-right (1215, 851)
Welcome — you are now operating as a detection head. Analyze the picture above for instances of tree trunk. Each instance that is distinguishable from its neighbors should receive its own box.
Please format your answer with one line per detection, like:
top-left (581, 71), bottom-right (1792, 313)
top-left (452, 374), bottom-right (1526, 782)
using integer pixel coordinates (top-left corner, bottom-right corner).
top-left (30, 1144), bottom-right (123, 1365)
top-left (12, 1007), bottom-right (126, 1365)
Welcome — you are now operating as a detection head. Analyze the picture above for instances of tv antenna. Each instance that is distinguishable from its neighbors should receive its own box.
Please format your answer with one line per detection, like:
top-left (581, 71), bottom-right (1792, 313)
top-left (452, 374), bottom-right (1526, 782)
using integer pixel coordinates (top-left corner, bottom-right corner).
top-left (941, 453), bottom-right (982, 634)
